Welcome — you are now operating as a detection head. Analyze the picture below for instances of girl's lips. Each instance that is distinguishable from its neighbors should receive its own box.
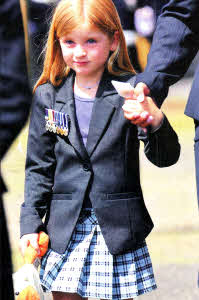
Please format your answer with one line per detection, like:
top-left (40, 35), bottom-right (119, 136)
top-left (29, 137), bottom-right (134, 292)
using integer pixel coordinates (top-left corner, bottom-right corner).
top-left (74, 61), bottom-right (88, 65)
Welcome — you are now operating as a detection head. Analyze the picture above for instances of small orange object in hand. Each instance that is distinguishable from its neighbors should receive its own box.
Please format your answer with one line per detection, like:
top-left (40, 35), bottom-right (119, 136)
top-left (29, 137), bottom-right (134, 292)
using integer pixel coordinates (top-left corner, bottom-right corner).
top-left (17, 286), bottom-right (40, 300)
top-left (14, 232), bottom-right (49, 300)
top-left (24, 231), bottom-right (49, 264)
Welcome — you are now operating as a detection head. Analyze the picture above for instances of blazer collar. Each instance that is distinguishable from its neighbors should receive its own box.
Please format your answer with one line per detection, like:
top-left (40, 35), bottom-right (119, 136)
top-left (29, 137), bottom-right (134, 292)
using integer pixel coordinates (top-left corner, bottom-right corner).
top-left (54, 70), bottom-right (120, 105)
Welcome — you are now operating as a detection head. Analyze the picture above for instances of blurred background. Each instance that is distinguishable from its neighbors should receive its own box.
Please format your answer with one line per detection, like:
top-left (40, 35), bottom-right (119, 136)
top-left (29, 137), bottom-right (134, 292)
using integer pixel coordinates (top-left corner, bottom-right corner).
top-left (2, 0), bottom-right (199, 299)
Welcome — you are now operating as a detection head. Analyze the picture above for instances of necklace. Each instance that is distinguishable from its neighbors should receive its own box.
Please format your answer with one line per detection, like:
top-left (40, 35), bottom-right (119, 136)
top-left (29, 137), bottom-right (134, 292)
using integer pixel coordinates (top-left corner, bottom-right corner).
top-left (75, 79), bottom-right (100, 90)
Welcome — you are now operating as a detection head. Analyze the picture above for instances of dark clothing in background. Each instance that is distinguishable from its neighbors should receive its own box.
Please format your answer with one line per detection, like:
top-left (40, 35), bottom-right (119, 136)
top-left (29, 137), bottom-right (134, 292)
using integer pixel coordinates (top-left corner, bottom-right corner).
top-left (135, 0), bottom-right (199, 109)
top-left (112, 0), bottom-right (167, 72)
top-left (29, 0), bottom-right (52, 85)
top-left (0, 0), bottom-right (32, 298)
top-left (135, 0), bottom-right (199, 206)
top-left (0, 0), bottom-right (31, 159)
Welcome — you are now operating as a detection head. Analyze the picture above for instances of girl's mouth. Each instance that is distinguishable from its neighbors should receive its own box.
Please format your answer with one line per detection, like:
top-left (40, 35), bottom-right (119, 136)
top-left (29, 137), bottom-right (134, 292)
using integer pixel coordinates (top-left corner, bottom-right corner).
top-left (74, 61), bottom-right (88, 65)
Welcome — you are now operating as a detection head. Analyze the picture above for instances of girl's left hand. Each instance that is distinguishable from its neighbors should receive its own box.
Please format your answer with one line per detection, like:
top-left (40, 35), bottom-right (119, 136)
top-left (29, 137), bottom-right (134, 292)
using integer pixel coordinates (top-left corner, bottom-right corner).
top-left (19, 233), bottom-right (40, 257)
top-left (122, 94), bottom-right (163, 131)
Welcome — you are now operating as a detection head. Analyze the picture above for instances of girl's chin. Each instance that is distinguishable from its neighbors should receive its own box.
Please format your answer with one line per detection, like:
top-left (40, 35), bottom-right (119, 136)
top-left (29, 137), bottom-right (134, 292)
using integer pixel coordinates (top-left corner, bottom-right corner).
top-left (74, 70), bottom-right (97, 77)
top-left (73, 68), bottom-right (104, 78)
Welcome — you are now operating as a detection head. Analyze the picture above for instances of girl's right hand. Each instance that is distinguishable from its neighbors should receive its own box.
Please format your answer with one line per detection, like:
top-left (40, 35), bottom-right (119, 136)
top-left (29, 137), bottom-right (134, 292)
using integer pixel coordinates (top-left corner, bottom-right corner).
top-left (19, 233), bottom-right (40, 257)
top-left (122, 95), bottom-right (163, 130)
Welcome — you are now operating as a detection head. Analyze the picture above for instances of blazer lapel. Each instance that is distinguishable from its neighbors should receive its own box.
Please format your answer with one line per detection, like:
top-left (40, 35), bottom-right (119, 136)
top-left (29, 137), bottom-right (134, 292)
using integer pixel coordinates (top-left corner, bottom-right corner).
top-left (86, 74), bottom-right (119, 157)
top-left (54, 73), bottom-right (89, 162)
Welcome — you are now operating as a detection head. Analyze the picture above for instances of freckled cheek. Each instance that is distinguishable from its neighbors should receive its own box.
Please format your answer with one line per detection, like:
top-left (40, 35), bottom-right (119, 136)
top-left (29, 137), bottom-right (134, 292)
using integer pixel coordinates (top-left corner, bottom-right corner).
top-left (89, 47), bottom-right (110, 59)
top-left (61, 50), bottom-right (73, 62)
top-left (97, 47), bottom-right (111, 62)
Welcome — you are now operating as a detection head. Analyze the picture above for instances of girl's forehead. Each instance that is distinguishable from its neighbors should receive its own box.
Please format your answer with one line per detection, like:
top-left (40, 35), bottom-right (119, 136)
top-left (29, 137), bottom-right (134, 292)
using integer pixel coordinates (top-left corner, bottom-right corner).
top-left (76, 23), bottom-right (101, 32)
top-left (62, 23), bottom-right (104, 36)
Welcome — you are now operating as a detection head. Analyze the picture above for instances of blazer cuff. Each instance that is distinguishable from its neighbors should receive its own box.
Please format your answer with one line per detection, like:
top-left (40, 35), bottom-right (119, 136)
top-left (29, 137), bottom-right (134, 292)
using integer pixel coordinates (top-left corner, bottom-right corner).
top-left (150, 114), bottom-right (165, 133)
top-left (20, 208), bottom-right (45, 237)
top-left (147, 113), bottom-right (171, 137)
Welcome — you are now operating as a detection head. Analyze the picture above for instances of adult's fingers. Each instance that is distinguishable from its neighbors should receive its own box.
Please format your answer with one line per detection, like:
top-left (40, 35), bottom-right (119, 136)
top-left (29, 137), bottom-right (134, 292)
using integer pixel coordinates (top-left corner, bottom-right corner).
top-left (134, 82), bottom-right (150, 98)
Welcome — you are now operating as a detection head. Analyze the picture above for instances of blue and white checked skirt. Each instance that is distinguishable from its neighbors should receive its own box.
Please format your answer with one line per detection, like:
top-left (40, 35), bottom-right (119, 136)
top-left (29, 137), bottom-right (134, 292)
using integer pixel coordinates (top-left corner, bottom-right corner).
top-left (40, 209), bottom-right (157, 299)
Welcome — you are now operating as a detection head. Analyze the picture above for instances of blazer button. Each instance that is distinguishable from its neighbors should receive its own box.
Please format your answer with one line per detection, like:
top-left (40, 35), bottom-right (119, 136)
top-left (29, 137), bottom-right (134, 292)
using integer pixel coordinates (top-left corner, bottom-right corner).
top-left (83, 163), bottom-right (91, 171)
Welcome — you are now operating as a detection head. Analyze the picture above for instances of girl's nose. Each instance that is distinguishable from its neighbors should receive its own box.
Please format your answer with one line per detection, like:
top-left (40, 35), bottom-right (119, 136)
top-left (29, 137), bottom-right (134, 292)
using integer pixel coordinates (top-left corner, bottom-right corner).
top-left (74, 45), bottom-right (87, 57)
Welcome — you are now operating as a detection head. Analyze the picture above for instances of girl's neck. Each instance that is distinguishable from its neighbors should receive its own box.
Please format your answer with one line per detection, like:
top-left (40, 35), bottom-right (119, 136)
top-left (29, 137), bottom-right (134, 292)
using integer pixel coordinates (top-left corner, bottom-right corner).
top-left (74, 76), bottom-right (101, 99)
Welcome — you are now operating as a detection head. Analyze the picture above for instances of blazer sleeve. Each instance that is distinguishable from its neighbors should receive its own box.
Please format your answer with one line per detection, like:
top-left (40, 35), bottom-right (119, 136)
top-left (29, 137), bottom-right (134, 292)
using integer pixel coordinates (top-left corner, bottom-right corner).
top-left (138, 115), bottom-right (181, 167)
top-left (20, 85), bottom-right (56, 237)
top-left (0, 0), bottom-right (32, 160)
top-left (135, 0), bottom-right (199, 107)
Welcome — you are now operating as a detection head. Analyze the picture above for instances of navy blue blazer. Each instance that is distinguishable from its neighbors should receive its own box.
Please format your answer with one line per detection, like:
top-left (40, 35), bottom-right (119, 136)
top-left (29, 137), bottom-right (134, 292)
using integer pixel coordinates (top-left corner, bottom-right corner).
top-left (20, 71), bottom-right (180, 255)
top-left (135, 0), bottom-right (199, 120)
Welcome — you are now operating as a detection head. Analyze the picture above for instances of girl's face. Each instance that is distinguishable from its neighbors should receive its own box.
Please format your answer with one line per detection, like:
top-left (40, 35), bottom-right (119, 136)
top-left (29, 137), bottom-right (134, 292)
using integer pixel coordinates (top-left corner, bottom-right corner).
top-left (59, 24), bottom-right (118, 81)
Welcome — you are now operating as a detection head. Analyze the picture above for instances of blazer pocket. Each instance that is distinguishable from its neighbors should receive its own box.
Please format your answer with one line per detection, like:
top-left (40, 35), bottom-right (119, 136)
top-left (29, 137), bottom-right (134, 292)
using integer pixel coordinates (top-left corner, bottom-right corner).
top-left (94, 195), bottom-right (153, 254)
top-left (94, 198), bottom-right (133, 254)
top-left (51, 193), bottom-right (72, 200)
top-left (107, 192), bottom-right (138, 200)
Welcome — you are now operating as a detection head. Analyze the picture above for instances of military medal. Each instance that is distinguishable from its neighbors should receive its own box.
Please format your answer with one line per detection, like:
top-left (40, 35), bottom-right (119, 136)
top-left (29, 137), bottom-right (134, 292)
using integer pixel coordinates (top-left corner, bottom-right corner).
top-left (45, 108), bottom-right (49, 131)
top-left (48, 109), bottom-right (53, 131)
top-left (45, 108), bottom-right (69, 136)
top-left (63, 113), bottom-right (69, 136)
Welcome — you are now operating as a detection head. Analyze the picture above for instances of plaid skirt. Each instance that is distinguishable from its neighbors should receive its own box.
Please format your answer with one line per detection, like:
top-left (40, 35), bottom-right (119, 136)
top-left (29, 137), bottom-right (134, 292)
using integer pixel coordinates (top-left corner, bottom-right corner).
top-left (40, 209), bottom-right (157, 299)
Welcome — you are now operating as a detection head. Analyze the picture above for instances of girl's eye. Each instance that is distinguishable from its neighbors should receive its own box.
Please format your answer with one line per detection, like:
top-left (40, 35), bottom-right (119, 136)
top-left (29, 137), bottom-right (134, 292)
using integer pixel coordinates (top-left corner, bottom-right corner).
top-left (87, 39), bottom-right (96, 44)
top-left (64, 40), bottom-right (74, 45)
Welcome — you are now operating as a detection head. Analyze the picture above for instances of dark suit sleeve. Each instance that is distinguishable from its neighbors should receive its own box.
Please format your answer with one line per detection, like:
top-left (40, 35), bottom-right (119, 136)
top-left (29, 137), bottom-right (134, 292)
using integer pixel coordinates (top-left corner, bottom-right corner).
top-left (20, 86), bottom-right (56, 237)
top-left (135, 0), bottom-right (199, 107)
top-left (0, 0), bottom-right (32, 160)
top-left (138, 115), bottom-right (181, 167)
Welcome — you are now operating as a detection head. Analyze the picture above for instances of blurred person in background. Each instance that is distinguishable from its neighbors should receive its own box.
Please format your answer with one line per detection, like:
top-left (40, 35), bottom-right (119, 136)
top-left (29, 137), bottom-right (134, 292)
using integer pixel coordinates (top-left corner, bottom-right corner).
top-left (0, 0), bottom-right (32, 298)
top-left (112, 0), bottom-right (167, 72)
top-left (29, 0), bottom-right (56, 85)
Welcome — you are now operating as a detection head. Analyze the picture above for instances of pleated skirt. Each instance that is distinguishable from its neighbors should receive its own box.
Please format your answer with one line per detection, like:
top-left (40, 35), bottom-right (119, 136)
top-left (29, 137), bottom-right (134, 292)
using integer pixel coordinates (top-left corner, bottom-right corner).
top-left (40, 209), bottom-right (157, 299)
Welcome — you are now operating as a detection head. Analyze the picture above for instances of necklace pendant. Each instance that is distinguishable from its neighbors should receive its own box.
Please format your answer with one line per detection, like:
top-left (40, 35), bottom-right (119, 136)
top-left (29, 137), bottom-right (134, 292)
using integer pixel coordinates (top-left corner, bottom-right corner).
top-left (75, 79), bottom-right (100, 90)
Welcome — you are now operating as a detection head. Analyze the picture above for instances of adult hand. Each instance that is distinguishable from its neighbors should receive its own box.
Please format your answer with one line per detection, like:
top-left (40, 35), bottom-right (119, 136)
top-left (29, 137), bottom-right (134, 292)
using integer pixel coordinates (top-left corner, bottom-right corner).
top-left (134, 82), bottom-right (150, 98)
top-left (19, 233), bottom-right (40, 257)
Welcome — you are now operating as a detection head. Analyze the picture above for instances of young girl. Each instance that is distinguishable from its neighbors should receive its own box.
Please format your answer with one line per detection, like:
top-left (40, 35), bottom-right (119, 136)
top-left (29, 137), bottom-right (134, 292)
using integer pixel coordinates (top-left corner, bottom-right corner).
top-left (20, 0), bottom-right (180, 299)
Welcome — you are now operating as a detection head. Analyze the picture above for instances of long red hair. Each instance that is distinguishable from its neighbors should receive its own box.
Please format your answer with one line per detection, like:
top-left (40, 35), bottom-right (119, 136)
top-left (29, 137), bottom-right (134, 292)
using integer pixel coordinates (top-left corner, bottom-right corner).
top-left (34, 0), bottom-right (135, 92)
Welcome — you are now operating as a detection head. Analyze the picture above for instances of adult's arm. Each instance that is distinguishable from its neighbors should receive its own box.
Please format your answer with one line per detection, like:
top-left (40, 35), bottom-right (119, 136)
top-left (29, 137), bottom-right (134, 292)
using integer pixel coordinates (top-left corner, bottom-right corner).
top-left (0, 0), bottom-right (32, 160)
top-left (135, 0), bottom-right (199, 107)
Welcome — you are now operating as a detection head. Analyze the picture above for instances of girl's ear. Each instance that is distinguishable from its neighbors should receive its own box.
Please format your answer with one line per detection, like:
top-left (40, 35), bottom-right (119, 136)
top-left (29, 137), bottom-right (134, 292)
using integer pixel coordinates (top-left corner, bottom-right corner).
top-left (110, 31), bottom-right (119, 51)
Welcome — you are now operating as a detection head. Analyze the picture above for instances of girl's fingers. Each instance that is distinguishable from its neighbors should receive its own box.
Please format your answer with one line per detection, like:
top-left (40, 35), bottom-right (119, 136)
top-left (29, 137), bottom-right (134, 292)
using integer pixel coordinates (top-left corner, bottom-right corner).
top-left (20, 233), bottom-right (40, 256)
top-left (30, 238), bottom-right (40, 255)
top-left (123, 110), bottom-right (150, 123)
top-left (123, 112), bottom-right (140, 120)
top-left (133, 115), bottom-right (154, 127)
top-left (137, 93), bottom-right (145, 103)
top-left (19, 238), bottom-right (29, 256)
top-left (123, 97), bottom-right (155, 127)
